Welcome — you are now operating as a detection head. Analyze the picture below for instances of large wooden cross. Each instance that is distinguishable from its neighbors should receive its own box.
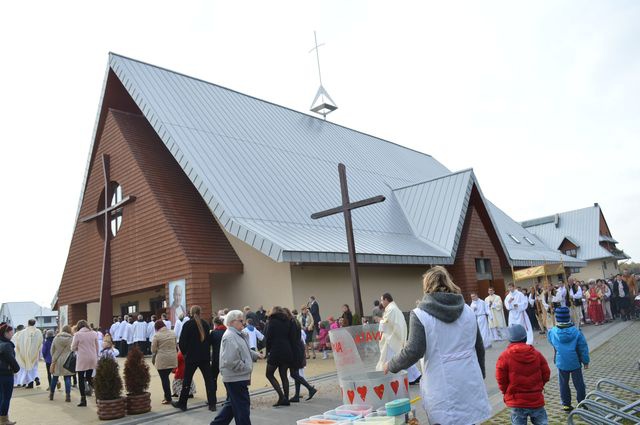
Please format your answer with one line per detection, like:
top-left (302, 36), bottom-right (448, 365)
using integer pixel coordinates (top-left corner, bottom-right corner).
top-left (311, 163), bottom-right (385, 317)
top-left (80, 154), bottom-right (135, 330)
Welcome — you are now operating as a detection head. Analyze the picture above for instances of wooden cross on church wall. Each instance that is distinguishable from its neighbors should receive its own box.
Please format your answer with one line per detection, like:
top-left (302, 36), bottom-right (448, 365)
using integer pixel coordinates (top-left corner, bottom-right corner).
top-left (80, 154), bottom-right (135, 330)
top-left (311, 163), bottom-right (385, 317)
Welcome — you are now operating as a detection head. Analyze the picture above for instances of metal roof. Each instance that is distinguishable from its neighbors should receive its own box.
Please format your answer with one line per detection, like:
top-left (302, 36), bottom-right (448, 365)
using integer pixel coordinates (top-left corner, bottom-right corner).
top-left (522, 205), bottom-right (623, 261)
top-left (486, 202), bottom-right (586, 267)
top-left (73, 53), bottom-right (590, 267)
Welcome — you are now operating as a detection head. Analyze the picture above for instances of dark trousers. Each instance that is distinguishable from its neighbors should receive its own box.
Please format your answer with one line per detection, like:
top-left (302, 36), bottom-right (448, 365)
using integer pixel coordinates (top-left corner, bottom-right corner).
top-left (290, 367), bottom-right (312, 397)
top-left (558, 368), bottom-right (586, 407)
top-left (211, 362), bottom-right (220, 404)
top-left (120, 341), bottom-right (129, 357)
top-left (78, 370), bottom-right (93, 398)
top-left (617, 297), bottom-right (631, 320)
top-left (210, 380), bottom-right (251, 425)
top-left (158, 369), bottom-right (172, 402)
top-left (50, 376), bottom-right (72, 395)
top-left (265, 363), bottom-right (289, 400)
top-left (45, 362), bottom-right (52, 388)
top-left (0, 375), bottom-right (13, 416)
top-left (179, 360), bottom-right (215, 407)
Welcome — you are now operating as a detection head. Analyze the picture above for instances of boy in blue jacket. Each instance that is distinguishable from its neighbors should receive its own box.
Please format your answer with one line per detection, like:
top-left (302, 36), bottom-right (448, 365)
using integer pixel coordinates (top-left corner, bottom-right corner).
top-left (547, 306), bottom-right (590, 412)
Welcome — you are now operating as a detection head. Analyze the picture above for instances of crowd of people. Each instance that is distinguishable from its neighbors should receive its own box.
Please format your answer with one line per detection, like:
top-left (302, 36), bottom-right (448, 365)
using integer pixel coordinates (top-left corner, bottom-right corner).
top-left (0, 269), bottom-right (637, 424)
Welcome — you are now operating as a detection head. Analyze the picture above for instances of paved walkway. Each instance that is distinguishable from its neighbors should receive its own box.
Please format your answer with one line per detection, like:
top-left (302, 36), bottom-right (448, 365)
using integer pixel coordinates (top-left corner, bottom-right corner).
top-left (7, 320), bottom-right (637, 424)
top-left (485, 320), bottom-right (640, 424)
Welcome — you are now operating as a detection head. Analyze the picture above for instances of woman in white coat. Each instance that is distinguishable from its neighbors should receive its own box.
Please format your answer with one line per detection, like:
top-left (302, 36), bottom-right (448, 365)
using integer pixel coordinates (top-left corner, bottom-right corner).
top-left (384, 266), bottom-right (491, 425)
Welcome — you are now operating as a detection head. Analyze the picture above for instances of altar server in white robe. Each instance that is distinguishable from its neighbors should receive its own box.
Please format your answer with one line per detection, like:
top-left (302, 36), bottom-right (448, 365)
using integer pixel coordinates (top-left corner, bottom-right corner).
top-left (504, 283), bottom-right (534, 345)
top-left (161, 313), bottom-right (172, 331)
top-left (109, 318), bottom-right (119, 340)
top-left (173, 314), bottom-right (189, 341)
top-left (146, 315), bottom-right (157, 354)
top-left (470, 293), bottom-right (492, 349)
top-left (14, 319), bottom-right (43, 386)
top-left (376, 293), bottom-right (422, 383)
top-left (132, 314), bottom-right (147, 351)
top-left (485, 287), bottom-right (508, 341)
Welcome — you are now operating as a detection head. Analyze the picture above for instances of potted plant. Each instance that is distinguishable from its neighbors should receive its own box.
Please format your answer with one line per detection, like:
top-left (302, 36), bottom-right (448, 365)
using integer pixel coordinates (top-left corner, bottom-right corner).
top-left (94, 356), bottom-right (125, 420)
top-left (123, 345), bottom-right (151, 414)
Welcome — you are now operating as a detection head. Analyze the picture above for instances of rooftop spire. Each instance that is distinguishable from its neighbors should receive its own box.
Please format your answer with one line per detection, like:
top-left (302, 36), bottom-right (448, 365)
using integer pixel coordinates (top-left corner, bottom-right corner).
top-left (309, 31), bottom-right (337, 119)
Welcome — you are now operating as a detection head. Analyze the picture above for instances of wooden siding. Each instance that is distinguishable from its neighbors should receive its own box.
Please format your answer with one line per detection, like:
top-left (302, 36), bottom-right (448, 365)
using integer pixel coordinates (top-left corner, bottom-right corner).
top-left (447, 185), bottom-right (507, 299)
top-left (58, 105), bottom-right (242, 320)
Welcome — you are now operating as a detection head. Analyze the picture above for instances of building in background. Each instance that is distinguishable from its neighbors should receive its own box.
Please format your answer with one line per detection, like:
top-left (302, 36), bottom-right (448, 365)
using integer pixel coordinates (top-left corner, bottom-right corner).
top-left (55, 53), bottom-right (585, 329)
top-left (0, 302), bottom-right (58, 331)
top-left (522, 203), bottom-right (629, 281)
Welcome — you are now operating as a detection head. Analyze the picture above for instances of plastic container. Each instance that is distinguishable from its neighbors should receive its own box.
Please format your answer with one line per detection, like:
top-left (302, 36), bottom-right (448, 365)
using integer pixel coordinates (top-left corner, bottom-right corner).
top-left (384, 398), bottom-right (410, 416)
top-left (353, 418), bottom-right (394, 425)
top-left (335, 404), bottom-right (374, 417)
top-left (323, 409), bottom-right (363, 421)
top-left (297, 419), bottom-right (350, 425)
top-left (312, 413), bottom-right (361, 422)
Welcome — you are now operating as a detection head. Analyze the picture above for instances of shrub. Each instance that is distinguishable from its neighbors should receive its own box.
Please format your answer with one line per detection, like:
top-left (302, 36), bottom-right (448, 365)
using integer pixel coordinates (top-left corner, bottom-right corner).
top-left (123, 345), bottom-right (150, 395)
top-left (94, 356), bottom-right (123, 401)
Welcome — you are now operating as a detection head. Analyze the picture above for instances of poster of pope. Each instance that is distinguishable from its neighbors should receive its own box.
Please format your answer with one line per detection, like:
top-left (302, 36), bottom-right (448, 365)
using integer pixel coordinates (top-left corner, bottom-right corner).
top-left (168, 279), bottom-right (186, 325)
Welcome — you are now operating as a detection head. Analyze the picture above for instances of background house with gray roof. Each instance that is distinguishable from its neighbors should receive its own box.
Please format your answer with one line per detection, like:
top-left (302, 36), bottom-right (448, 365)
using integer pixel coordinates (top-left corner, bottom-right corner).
top-left (522, 203), bottom-right (629, 280)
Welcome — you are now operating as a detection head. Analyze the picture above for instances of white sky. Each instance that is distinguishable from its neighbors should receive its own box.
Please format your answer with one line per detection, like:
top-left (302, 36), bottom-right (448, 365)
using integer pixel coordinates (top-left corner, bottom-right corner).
top-left (1, 1), bottom-right (638, 307)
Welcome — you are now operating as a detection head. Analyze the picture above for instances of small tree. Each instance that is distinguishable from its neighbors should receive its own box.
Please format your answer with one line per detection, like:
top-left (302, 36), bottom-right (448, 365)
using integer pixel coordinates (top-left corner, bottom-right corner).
top-left (94, 356), bottom-right (123, 401)
top-left (123, 345), bottom-right (150, 395)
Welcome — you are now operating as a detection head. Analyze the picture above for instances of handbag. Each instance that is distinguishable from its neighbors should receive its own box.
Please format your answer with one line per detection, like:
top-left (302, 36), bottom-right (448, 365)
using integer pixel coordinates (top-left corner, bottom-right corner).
top-left (63, 352), bottom-right (77, 373)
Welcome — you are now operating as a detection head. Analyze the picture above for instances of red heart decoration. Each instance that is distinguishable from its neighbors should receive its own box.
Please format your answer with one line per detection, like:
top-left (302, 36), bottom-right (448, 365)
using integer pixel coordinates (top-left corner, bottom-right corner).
top-left (357, 385), bottom-right (368, 402)
top-left (374, 384), bottom-right (385, 400)
top-left (390, 380), bottom-right (399, 395)
top-left (404, 377), bottom-right (409, 393)
top-left (347, 389), bottom-right (355, 404)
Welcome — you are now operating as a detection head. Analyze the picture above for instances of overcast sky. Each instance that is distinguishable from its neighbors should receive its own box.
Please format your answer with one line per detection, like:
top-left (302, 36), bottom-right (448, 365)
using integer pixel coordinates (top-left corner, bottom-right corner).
top-left (1, 1), bottom-right (638, 307)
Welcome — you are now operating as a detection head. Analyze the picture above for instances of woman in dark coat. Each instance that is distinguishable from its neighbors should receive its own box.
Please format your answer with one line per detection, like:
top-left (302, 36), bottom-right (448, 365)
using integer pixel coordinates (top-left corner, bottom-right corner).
top-left (341, 304), bottom-right (353, 327)
top-left (172, 306), bottom-right (216, 412)
top-left (288, 313), bottom-right (317, 402)
top-left (264, 307), bottom-right (295, 406)
top-left (0, 324), bottom-right (20, 425)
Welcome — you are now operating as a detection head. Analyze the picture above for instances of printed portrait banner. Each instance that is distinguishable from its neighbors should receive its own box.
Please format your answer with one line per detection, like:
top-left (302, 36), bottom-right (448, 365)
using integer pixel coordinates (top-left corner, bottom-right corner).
top-left (168, 279), bottom-right (186, 325)
top-left (58, 305), bottom-right (68, 330)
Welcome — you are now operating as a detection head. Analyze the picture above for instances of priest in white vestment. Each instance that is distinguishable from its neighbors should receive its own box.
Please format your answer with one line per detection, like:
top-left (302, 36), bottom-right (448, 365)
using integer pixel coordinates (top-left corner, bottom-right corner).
top-left (485, 287), bottom-right (508, 341)
top-left (376, 293), bottom-right (422, 383)
top-left (173, 314), bottom-right (189, 341)
top-left (504, 283), bottom-right (534, 345)
top-left (470, 293), bottom-right (492, 349)
top-left (146, 315), bottom-right (157, 355)
top-left (13, 320), bottom-right (43, 386)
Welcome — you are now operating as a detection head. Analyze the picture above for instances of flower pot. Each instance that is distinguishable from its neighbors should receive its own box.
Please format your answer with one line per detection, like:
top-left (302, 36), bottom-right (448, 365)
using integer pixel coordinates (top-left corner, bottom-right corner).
top-left (126, 392), bottom-right (152, 415)
top-left (96, 397), bottom-right (126, 420)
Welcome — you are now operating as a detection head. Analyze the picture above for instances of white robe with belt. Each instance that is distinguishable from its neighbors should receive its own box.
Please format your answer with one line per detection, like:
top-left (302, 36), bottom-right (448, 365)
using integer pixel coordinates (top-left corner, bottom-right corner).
top-left (504, 290), bottom-right (534, 345)
top-left (470, 299), bottom-right (492, 349)
top-left (13, 326), bottom-right (43, 385)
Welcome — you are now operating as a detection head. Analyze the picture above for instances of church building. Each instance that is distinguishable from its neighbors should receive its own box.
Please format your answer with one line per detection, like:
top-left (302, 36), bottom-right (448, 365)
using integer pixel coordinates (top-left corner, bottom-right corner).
top-left (55, 53), bottom-right (583, 329)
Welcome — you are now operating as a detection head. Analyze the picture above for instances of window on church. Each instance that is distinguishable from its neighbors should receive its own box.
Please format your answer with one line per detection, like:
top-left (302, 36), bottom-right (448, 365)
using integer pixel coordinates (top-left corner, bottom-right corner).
top-left (508, 234), bottom-right (520, 244)
top-left (523, 236), bottom-right (535, 245)
top-left (564, 248), bottom-right (577, 257)
top-left (110, 184), bottom-right (123, 237)
top-left (475, 258), bottom-right (493, 280)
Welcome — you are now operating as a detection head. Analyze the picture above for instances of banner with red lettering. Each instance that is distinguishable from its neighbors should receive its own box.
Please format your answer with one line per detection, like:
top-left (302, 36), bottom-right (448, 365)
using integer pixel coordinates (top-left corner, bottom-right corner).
top-left (329, 324), bottom-right (383, 379)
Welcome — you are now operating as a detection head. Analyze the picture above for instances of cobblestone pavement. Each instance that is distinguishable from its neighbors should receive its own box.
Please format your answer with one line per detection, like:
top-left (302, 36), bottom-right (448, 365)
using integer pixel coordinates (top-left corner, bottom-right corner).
top-left (484, 321), bottom-right (640, 424)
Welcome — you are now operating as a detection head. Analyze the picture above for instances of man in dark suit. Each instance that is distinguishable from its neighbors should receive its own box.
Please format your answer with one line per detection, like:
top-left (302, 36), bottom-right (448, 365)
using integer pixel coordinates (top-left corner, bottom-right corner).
top-left (308, 296), bottom-right (321, 334)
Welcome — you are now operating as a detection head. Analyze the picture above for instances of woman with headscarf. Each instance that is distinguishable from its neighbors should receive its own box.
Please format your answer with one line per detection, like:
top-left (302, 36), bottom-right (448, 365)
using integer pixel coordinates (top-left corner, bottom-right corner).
top-left (384, 266), bottom-right (491, 425)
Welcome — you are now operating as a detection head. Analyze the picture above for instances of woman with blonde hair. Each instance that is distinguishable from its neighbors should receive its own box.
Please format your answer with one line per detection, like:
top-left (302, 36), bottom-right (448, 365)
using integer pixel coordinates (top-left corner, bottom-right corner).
top-left (50, 325), bottom-right (74, 402)
top-left (172, 306), bottom-right (216, 412)
top-left (384, 266), bottom-right (491, 425)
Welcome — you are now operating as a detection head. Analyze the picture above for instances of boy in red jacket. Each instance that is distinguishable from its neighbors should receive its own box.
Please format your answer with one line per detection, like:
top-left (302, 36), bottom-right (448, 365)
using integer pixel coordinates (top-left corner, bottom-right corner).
top-left (496, 324), bottom-right (551, 424)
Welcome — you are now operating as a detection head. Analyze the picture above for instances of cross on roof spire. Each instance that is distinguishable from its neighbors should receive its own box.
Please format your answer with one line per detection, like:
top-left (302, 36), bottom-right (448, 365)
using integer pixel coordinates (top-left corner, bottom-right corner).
top-left (309, 31), bottom-right (337, 119)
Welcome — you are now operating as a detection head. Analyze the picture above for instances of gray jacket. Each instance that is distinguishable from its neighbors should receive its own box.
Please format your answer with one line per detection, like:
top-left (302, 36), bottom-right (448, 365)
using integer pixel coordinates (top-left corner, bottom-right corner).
top-left (219, 327), bottom-right (259, 383)
top-left (388, 292), bottom-right (486, 378)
